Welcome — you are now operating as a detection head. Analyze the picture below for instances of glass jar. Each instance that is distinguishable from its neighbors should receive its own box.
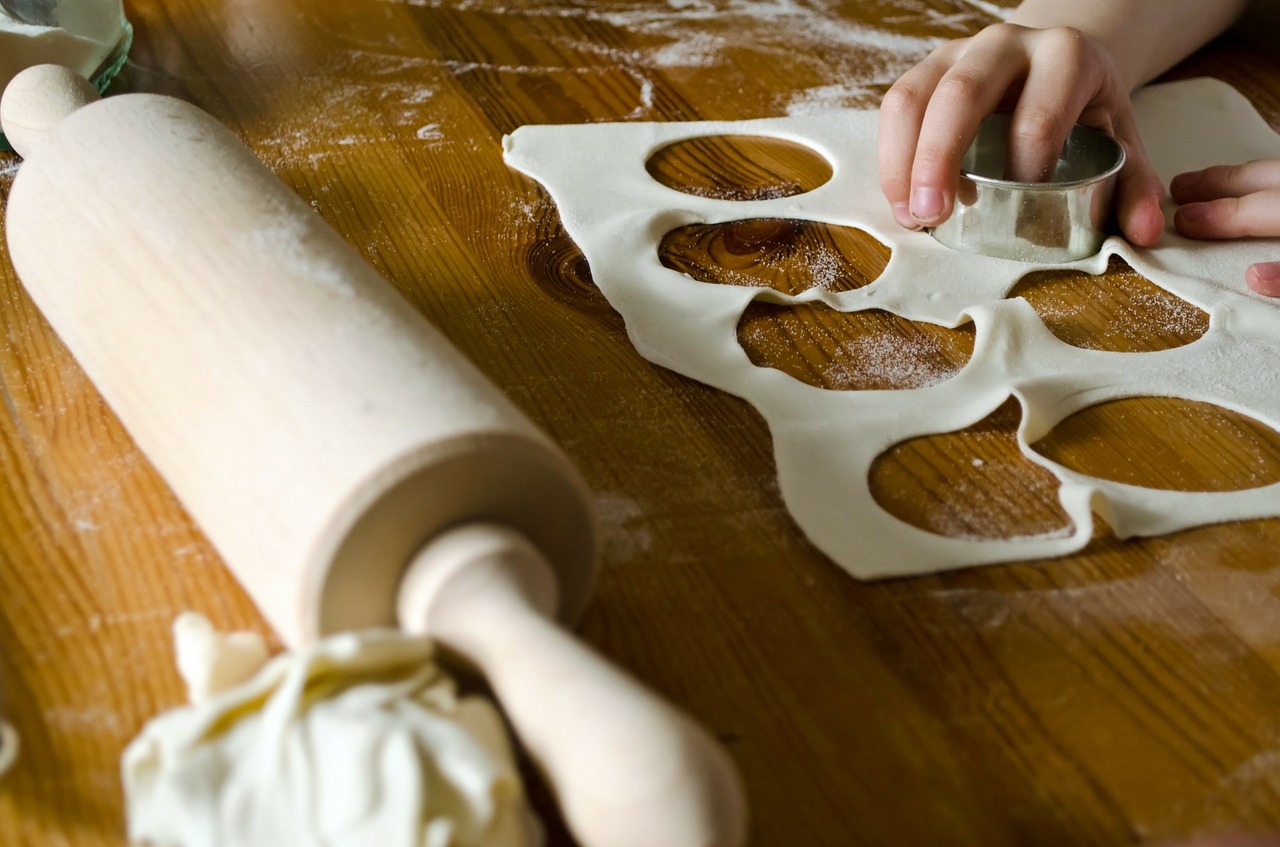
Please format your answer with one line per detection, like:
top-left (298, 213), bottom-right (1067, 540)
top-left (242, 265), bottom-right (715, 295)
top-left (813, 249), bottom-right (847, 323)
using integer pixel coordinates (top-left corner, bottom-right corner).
top-left (0, 0), bottom-right (132, 151)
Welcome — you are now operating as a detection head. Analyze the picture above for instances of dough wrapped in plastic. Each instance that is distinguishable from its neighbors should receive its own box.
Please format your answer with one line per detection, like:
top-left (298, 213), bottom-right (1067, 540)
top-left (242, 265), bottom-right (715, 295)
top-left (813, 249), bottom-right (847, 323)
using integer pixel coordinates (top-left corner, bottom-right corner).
top-left (123, 621), bottom-right (541, 847)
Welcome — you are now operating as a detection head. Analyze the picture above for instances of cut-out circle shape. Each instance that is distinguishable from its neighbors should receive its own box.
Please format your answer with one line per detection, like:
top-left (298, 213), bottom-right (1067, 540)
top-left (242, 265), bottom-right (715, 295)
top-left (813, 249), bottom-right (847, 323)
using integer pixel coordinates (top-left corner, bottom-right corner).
top-left (1032, 397), bottom-right (1280, 492)
top-left (645, 135), bottom-right (833, 201)
top-left (659, 218), bottom-right (890, 295)
top-left (739, 303), bottom-right (975, 391)
top-left (1009, 256), bottom-right (1209, 352)
top-left (870, 399), bottom-right (1073, 540)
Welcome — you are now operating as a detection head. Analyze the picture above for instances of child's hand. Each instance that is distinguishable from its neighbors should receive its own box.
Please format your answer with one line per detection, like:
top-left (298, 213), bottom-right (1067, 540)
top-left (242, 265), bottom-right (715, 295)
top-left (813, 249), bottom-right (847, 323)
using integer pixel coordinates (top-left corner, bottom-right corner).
top-left (877, 23), bottom-right (1166, 246)
top-left (1171, 159), bottom-right (1280, 295)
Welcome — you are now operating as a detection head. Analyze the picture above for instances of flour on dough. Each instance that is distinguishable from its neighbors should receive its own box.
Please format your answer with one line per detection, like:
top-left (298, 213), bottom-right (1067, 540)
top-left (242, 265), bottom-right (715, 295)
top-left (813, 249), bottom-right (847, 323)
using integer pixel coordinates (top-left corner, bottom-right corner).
top-left (123, 617), bottom-right (541, 847)
top-left (503, 78), bottom-right (1280, 576)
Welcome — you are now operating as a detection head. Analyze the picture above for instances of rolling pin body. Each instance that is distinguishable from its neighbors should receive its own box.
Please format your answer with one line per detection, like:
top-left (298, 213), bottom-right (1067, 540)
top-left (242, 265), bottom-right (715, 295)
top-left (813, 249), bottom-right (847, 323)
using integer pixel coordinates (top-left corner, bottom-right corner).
top-left (2, 69), bottom-right (596, 646)
top-left (1, 66), bottom-right (747, 847)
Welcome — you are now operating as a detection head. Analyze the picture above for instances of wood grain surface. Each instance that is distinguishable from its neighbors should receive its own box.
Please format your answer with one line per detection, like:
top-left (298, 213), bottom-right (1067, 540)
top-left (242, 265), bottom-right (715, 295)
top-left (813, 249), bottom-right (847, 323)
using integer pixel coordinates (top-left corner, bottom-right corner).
top-left (2, 0), bottom-right (1280, 845)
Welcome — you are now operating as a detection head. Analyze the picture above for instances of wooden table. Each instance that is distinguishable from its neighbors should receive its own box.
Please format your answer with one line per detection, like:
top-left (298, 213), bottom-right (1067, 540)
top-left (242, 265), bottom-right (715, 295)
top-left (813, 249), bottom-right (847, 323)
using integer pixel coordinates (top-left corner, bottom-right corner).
top-left (3, 0), bottom-right (1280, 844)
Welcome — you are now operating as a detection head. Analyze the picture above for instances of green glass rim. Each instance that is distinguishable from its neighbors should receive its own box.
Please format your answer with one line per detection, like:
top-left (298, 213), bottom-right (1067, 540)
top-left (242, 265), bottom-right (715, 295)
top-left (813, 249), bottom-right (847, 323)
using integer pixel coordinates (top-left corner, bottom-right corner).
top-left (0, 20), bottom-right (133, 154)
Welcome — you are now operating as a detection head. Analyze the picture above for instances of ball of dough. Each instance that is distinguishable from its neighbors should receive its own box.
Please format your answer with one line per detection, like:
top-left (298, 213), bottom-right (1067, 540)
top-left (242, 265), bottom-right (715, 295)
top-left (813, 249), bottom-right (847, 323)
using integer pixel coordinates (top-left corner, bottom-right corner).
top-left (123, 624), bottom-right (541, 847)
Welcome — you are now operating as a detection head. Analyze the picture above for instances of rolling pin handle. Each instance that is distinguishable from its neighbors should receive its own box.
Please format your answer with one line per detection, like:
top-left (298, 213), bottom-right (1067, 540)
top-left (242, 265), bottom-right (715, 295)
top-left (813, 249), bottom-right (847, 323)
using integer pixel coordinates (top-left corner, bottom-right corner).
top-left (397, 523), bottom-right (748, 847)
top-left (1, 64), bottom-right (100, 158)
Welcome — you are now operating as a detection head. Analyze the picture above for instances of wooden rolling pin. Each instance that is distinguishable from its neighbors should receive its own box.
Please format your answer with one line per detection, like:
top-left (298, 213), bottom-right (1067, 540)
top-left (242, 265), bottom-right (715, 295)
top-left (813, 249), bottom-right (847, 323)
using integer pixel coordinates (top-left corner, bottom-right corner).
top-left (1, 64), bottom-right (746, 847)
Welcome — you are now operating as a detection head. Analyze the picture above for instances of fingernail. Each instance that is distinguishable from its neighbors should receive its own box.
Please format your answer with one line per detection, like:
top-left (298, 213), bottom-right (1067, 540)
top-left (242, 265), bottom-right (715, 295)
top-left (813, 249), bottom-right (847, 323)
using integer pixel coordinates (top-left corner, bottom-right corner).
top-left (910, 187), bottom-right (944, 223)
top-left (1255, 263), bottom-right (1280, 281)
top-left (892, 203), bottom-right (920, 230)
top-left (1247, 263), bottom-right (1280, 297)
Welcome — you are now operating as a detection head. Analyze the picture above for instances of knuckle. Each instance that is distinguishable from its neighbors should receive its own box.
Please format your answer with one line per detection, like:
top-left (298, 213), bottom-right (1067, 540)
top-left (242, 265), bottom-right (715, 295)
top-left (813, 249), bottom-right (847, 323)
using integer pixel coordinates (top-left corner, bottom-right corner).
top-left (1046, 25), bottom-right (1086, 44)
top-left (1040, 26), bottom-right (1104, 74)
top-left (983, 22), bottom-right (1024, 43)
top-left (1051, 28), bottom-right (1088, 61)
top-left (935, 71), bottom-right (984, 108)
top-left (880, 84), bottom-right (922, 118)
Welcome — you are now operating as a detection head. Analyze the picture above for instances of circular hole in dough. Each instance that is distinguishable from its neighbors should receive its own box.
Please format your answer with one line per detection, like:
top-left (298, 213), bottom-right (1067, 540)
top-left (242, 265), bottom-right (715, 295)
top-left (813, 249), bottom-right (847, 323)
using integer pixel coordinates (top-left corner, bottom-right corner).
top-left (870, 398), bottom-right (1073, 539)
top-left (1031, 397), bottom-right (1280, 492)
top-left (646, 135), bottom-right (833, 200)
top-left (660, 218), bottom-right (889, 295)
top-left (1008, 256), bottom-right (1209, 352)
top-left (737, 302), bottom-right (975, 391)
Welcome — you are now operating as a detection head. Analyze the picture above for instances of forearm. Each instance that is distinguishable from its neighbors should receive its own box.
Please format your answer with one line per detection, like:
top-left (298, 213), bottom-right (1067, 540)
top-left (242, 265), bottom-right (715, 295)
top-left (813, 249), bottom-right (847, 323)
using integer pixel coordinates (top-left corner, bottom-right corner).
top-left (1010, 0), bottom-right (1250, 90)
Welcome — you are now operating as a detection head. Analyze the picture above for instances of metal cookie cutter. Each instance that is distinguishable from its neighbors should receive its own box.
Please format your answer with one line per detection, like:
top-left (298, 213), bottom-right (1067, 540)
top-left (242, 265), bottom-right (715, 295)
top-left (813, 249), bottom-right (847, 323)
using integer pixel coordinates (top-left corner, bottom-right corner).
top-left (930, 113), bottom-right (1125, 263)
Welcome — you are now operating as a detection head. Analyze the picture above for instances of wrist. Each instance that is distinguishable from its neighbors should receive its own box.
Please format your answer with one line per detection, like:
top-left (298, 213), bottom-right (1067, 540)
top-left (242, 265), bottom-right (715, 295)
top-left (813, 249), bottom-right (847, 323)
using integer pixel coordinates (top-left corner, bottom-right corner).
top-left (1004, 14), bottom-right (1138, 91)
top-left (1008, 0), bottom-right (1250, 90)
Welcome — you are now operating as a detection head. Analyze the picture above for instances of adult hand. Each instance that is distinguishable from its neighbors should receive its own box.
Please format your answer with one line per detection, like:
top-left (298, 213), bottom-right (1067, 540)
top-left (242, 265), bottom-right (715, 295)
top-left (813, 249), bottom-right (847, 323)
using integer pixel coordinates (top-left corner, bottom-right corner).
top-left (878, 23), bottom-right (1165, 247)
top-left (1171, 158), bottom-right (1280, 296)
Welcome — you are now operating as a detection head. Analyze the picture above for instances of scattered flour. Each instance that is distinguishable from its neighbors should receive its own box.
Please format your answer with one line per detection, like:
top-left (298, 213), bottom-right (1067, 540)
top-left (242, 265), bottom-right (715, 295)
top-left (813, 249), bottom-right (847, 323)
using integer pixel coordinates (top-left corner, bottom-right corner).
top-left (251, 54), bottom-right (448, 170)
top-left (595, 491), bottom-right (655, 563)
top-left (806, 246), bottom-right (844, 290)
top-left (1124, 291), bottom-right (1206, 338)
top-left (786, 82), bottom-right (887, 116)
top-left (619, 76), bottom-right (657, 121)
top-left (953, 0), bottom-right (1014, 22)
top-left (252, 0), bottom-right (1018, 167)
top-left (415, 122), bottom-right (445, 141)
top-left (650, 31), bottom-right (724, 68)
top-left (380, 0), bottom-right (958, 117)
top-left (825, 332), bottom-right (960, 390)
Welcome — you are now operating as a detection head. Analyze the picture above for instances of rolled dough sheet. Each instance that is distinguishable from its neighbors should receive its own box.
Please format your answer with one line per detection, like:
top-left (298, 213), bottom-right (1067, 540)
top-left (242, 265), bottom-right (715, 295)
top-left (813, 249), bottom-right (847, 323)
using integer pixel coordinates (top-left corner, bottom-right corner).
top-left (503, 78), bottom-right (1280, 577)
